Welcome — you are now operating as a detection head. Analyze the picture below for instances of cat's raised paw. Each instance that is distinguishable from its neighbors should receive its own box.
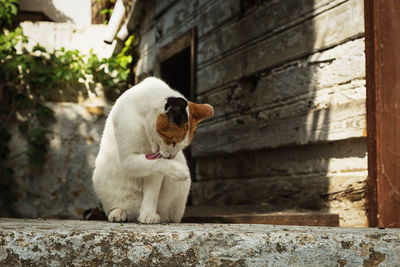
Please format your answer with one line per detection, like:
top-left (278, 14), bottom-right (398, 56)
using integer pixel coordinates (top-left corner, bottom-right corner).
top-left (108, 208), bottom-right (128, 222)
top-left (167, 161), bottom-right (190, 181)
top-left (138, 211), bottom-right (161, 224)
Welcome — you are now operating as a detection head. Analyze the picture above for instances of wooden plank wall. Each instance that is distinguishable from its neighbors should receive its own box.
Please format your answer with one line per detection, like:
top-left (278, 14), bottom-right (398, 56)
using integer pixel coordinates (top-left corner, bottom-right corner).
top-left (135, 0), bottom-right (367, 227)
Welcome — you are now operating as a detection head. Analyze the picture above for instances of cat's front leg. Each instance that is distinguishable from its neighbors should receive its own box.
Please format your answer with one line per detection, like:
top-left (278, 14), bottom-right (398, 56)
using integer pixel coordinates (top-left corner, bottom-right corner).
top-left (138, 175), bottom-right (163, 224)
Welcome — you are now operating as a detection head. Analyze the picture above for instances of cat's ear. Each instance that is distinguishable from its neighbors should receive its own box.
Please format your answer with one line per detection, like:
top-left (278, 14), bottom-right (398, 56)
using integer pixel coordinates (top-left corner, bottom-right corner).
top-left (164, 97), bottom-right (188, 126)
top-left (188, 102), bottom-right (214, 122)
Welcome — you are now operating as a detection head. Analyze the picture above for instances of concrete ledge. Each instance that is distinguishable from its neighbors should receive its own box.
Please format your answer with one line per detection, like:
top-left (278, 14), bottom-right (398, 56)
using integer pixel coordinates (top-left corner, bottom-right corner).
top-left (1, 219), bottom-right (399, 266)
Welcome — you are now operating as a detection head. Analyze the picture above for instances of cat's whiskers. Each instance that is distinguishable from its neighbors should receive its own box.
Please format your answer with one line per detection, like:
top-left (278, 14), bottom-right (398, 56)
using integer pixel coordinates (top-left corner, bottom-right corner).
top-left (189, 141), bottom-right (202, 150)
top-left (192, 141), bottom-right (202, 146)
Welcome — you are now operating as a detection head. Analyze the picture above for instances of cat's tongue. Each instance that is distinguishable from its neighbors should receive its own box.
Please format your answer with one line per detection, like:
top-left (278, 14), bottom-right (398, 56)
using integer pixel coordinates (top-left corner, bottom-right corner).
top-left (145, 151), bottom-right (163, 160)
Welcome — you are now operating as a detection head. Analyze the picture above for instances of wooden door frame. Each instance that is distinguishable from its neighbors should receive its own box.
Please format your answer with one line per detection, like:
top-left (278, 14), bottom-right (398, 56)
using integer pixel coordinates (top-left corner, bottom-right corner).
top-left (157, 28), bottom-right (197, 101)
top-left (365, 0), bottom-right (400, 227)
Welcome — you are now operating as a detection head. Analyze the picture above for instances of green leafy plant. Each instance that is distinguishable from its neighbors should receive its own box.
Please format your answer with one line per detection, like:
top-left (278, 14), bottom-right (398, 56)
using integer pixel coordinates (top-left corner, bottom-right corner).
top-left (0, 0), bottom-right (21, 211)
top-left (0, 0), bottom-right (18, 29)
top-left (0, 26), bottom-right (134, 171)
top-left (90, 35), bottom-right (134, 99)
top-left (98, 0), bottom-right (116, 24)
top-left (0, 0), bottom-right (135, 208)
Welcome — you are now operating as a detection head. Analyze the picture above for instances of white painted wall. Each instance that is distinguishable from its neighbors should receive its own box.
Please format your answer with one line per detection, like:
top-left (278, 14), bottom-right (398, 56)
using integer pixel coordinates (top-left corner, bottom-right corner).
top-left (21, 22), bottom-right (116, 58)
top-left (19, 0), bottom-right (92, 25)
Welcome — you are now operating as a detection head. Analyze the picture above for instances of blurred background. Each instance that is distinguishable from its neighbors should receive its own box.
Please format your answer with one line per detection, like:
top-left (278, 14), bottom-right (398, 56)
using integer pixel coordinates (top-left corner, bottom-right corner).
top-left (0, 0), bottom-right (368, 227)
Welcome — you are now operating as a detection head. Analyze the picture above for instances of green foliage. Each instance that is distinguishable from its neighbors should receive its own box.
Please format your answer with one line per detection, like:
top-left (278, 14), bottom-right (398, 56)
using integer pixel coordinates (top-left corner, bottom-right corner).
top-left (0, 0), bottom-right (134, 205)
top-left (98, 0), bottom-right (116, 24)
top-left (0, 27), bottom-right (55, 177)
top-left (91, 35), bottom-right (134, 99)
top-left (0, 0), bottom-right (21, 204)
top-left (0, 0), bottom-right (19, 29)
top-left (0, 24), bottom-right (134, 186)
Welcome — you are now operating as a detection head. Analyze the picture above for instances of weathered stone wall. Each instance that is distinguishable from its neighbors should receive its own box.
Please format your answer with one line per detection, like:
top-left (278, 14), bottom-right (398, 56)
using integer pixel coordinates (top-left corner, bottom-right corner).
top-left (134, 0), bottom-right (367, 227)
top-left (2, 103), bottom-right (108, 219)
top-left (0, 21), bottom-right (115, 219)
top-left (0, 8), bottom-right (118, 219)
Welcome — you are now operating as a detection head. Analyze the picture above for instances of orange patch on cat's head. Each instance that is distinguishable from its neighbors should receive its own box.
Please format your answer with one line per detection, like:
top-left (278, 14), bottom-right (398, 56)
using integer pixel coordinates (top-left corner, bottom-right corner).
top-left (156, 99), bottom-right (213, 146)
top-left (156, 114), bottom-right (189, 145)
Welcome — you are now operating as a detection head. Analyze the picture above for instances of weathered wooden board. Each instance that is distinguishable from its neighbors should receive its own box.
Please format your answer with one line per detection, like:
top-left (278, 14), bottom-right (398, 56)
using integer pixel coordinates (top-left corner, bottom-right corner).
top-left (132, 0), bottom-right (369, 228)
top-left (158, 30), bottom-right (192, 62)
top-left (206, 79), bottom-right (365, 125)
top-left (197, 0), bottom-right (364, 94)
top-left (191, 172), bottom-right (366, 206)
top-left (191, 173), bottom-right (368, 226)
top-left (192, 100), bottom-right (366, 157)
top-left (182, 208), bottom-right (340, 227)
top-left (138, 0), bottom-right (241, 58)
top-left (194, 138), bottom-right (367, 181)
top-left (136, 0), bottom-right (241, 75)
top-left (137, 0), bottom-right (349, 77)
top-left (153, 0), bottom-right (177, 19)
top-left (199, 38), bottom-right (365, 121)
top-left (197, 0), bottom-right (347, 65)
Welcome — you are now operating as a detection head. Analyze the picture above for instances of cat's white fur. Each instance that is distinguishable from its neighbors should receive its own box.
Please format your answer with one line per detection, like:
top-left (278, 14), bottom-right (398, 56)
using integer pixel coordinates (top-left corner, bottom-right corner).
top-left (92, 77), bottom-right (191, 223)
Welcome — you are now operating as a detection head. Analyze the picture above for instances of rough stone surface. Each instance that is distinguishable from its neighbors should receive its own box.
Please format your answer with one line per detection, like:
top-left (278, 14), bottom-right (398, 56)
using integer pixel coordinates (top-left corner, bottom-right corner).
top-left (4, 103), bottom-right (109, 219)
top-left (1, 219), bottom-right (400, 266)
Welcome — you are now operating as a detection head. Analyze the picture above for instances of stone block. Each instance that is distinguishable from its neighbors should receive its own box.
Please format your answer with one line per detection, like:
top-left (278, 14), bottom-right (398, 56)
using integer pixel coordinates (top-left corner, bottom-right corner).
top-left (0, 219), bottom-right (399, 266)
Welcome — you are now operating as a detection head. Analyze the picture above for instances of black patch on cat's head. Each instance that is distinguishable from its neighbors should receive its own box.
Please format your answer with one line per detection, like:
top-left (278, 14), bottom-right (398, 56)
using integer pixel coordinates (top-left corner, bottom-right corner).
top-left (165, 97), bottom-right (188, 126)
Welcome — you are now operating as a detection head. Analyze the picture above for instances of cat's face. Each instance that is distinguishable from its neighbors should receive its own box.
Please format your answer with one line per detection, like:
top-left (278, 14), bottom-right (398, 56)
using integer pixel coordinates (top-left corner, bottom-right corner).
top-left (156, 97), bottom-right (213, 159)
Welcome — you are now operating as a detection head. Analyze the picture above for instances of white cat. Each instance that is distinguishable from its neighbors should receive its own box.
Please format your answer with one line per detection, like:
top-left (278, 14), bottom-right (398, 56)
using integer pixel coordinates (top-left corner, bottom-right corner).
top-left (92, 77), bottom-right (213, 223)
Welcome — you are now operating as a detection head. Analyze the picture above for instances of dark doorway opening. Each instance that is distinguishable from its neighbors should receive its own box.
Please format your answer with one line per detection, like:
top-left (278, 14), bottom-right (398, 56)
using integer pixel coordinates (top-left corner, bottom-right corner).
top-left (160, 46), bottom-right (191, 99)
top-left (159, 30), bottom-right (196, 198)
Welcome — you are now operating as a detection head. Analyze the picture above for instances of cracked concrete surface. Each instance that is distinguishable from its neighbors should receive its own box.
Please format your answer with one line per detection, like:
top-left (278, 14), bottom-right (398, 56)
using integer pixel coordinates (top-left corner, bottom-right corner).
top-left (0, 219), bottom-right (399, 266)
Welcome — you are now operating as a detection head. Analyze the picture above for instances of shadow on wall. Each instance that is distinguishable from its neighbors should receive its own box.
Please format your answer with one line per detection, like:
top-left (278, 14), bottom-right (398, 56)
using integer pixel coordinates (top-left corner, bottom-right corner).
top-left (0, 103), bottom-right (105, 219)
top-left (18, 0), bottom-right (80, 23)
top-left (191, 0), bottom-right (367, 226)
